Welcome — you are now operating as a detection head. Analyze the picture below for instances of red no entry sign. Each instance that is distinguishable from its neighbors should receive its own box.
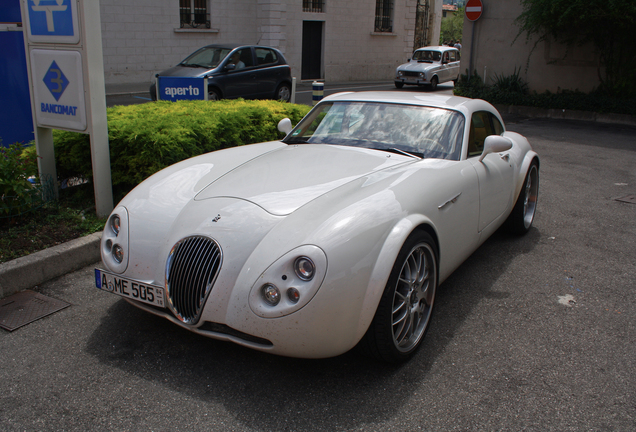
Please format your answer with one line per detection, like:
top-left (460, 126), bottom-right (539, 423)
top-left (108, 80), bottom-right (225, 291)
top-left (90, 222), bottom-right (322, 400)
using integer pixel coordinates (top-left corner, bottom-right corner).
top-left (465, 0), bottom-right (483, 21)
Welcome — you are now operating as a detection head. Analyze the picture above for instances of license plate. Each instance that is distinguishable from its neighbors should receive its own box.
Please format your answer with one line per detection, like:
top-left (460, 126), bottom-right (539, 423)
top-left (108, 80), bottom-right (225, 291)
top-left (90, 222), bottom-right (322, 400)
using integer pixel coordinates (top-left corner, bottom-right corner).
top-left (95, 269), bottom-right (165, 308)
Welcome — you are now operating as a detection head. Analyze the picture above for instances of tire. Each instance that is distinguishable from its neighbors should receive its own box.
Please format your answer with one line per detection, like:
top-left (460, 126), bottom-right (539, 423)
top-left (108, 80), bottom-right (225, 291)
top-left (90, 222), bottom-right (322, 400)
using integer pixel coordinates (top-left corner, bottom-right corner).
top-left (363, 230), bottom-right (438, 363)
top-left (395, 82), bottom-right (404, 89)
top-left (208, 88), bottom-right (221, 101)
top-left (506, 161), bottom-right (539, 235)
top-left (275, 83), bottom-right (291, 102)
top-left (429, 76), bottom-right (438, 91)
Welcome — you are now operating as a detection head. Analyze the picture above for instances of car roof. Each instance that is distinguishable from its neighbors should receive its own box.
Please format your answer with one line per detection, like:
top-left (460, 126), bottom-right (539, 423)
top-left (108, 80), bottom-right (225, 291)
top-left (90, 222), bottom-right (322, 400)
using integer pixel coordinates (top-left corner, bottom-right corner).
top-left (199, 43), bottom-right (281, 52)
top-left (413, 45), bottom-right (458, 52)
top-left (320, 91), bottom-right (497, 119)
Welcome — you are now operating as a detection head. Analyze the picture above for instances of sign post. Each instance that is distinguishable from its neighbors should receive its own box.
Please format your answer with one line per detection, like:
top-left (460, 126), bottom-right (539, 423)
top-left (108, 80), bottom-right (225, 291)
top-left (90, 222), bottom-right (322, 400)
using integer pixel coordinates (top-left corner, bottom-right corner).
top-left (465, 0), bottom-right (483, 79)
top-left (21, 0), bottom-right (113, 217)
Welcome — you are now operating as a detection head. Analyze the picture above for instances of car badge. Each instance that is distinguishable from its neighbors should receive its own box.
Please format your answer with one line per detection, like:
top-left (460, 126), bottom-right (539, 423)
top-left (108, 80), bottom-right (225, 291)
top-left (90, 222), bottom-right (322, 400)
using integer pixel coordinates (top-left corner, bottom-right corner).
top-left (212, 214), bottom-right (221, 223)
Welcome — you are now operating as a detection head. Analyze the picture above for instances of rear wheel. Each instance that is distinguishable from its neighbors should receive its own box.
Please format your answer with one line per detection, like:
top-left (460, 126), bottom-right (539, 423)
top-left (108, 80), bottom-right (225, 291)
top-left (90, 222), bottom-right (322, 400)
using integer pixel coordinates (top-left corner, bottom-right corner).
top-left (363, 231), bottom-right (438, 362)
top-left (506, 161), bottom-right (539, 234)
top-left (275, 83), bottom-right (291, 102)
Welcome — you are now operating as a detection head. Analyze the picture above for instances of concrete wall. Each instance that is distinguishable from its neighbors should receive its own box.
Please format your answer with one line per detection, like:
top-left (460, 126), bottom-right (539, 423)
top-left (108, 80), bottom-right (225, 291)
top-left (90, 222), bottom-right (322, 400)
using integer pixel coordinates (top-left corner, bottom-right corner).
top-left (99, 0), bottom-right (422, 85)
top-left (460, 0), bottom-right (600, 93)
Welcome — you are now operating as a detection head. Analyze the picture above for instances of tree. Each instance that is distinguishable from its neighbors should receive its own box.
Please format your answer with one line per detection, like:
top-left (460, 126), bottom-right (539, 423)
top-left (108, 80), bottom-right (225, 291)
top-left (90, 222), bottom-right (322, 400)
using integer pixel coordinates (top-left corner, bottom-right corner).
top-left (440, 7), bottom-right (465, 45)
top-left (515, 0), bottom-right (636, 96)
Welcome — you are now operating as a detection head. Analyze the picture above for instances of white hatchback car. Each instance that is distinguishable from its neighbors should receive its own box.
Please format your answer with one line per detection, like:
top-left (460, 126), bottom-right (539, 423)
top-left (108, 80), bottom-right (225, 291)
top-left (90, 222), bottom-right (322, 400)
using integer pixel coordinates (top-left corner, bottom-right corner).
top-left (395, 46), bottom-right (461, 90)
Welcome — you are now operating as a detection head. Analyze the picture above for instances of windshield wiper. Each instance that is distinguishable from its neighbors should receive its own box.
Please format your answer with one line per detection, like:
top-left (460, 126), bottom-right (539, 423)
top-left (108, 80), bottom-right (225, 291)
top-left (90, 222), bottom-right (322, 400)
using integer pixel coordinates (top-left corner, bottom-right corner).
top-left (388, 148), bottom-right (421, 159)
top-left (180, 63), bottom-right (209, 68)
top-left (284, 137), bottom-right (310, 144)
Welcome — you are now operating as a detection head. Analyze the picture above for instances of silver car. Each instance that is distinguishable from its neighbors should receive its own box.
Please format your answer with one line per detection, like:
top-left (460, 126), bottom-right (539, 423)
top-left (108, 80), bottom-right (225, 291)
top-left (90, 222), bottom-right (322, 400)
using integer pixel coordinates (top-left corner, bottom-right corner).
top-left (395, 46), bottom-right (461, 90)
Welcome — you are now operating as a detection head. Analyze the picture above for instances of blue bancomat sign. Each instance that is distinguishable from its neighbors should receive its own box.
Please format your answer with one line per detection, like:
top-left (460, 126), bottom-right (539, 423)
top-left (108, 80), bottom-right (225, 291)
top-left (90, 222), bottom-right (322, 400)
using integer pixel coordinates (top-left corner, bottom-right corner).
top-left (157, 77), bottom-right (207, 102)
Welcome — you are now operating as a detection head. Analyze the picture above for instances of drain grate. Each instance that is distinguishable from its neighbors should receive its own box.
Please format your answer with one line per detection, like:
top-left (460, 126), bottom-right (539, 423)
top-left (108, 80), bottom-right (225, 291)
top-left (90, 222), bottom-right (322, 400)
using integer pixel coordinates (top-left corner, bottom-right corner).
top-left (0, 290), bottom-right (70, 331)
top-left (615, 194), bottom-right (636, 204)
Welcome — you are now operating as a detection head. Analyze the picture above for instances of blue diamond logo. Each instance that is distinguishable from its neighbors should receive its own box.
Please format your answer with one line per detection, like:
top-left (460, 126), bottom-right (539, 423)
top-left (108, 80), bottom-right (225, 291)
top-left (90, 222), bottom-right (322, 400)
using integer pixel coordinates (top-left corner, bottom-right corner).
top-left (43, 61), bottom-right (69, 101)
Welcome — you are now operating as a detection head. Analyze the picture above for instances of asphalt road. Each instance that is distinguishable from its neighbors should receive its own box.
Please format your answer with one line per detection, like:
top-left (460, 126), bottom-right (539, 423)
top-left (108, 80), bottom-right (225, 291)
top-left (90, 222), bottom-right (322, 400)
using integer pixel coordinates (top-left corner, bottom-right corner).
top-left (1, 113), bottom-right (634, 430)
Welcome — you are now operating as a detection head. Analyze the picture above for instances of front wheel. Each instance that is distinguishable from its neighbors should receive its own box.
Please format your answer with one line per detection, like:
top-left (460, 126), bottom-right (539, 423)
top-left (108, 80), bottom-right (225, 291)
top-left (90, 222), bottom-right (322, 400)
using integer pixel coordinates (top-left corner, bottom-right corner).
top-left (275, 83), bottom-right (291, 102)
top-left (506, 161), bottom-right (539, 235)
top-left (363, 231), bottom-right (438, 363)
top-left (395, 81), bottom-right (404, 89)
top-left (208, 88), bottom-right (221, 101)
top-left (428, 76), bottom-right (438, 91)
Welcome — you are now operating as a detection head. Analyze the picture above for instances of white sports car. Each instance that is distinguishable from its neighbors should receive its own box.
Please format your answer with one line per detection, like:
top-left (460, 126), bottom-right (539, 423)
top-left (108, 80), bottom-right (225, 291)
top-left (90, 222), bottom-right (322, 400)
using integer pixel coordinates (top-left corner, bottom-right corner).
top-left (95, 92), bottom-right (539, 362)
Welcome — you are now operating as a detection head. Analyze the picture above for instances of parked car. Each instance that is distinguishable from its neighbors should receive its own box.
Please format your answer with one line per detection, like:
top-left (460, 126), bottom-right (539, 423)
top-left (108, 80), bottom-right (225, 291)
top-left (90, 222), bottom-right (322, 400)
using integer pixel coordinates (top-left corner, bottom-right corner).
top-left (95, 92), bottom-right (539, 363)
top-left (149, 44), bottom-right (292, 102)
top-left (395, 46), bottom-right (461, 90)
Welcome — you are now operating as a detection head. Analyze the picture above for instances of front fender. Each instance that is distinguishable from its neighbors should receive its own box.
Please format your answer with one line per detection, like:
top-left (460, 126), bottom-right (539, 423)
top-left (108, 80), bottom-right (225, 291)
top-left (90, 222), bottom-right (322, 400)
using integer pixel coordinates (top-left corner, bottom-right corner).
top-left (355, 214), bottom-right (436, 341)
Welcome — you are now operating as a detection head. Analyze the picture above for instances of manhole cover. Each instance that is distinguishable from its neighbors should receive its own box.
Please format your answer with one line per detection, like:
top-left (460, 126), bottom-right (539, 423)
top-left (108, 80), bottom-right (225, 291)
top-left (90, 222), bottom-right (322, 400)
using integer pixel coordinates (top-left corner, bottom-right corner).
top-left (615, 194), bottom-right (636, 204)
top-left (0, 290), bottom-right (70, 331)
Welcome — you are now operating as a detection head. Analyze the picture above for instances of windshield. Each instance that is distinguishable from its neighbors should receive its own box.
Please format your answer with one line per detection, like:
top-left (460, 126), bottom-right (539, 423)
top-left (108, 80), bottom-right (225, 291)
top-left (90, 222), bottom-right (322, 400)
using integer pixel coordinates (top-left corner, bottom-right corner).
top-left (412, 50), bottom-right (441, 62)
top-left (180, 47), bottom-right (233, 68)
top-left (284, 101), bottom-right (465, 160)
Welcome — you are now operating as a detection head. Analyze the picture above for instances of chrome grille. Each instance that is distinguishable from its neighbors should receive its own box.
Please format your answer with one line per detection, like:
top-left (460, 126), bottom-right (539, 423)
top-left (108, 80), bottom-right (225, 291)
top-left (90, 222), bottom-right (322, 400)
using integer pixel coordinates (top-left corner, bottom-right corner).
top-left (166, 236), bottom-right (222, 325)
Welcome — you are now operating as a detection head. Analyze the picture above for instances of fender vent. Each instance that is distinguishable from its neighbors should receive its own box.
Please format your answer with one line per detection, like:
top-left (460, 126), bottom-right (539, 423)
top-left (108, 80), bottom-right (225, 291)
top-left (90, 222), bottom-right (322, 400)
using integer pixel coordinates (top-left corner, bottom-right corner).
top-left (166, 236), bottom-right (222, 325)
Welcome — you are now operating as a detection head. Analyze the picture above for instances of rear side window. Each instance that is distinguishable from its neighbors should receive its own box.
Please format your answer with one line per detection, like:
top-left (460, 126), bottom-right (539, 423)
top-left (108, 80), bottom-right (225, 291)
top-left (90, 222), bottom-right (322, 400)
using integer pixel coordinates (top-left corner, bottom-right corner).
top-left (256, 48), bottom-right (278, 65)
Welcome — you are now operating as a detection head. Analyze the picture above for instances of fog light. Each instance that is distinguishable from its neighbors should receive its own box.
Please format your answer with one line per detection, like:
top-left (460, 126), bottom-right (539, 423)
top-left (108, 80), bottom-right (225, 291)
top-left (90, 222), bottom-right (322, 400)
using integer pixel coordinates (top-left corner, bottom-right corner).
top-left (112, 244), bottom-right (124, 263)
top-left (111, 215), bottom-right (121, 235)
top-left (287, 288), bottom-right (300, 303)
top-left (294, 257), bottom-right (315, 281)
top-left (261, 284), bottom-right (280, 306)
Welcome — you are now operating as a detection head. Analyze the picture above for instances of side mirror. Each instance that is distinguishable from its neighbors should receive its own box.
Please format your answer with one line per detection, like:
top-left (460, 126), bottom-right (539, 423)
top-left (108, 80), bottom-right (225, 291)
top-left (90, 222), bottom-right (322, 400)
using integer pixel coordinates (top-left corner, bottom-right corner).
top-left (478, 135), bottom-right (512, 162)
top-left (278, 118), bottom-right (293, 135)
top-left (224, 63), bottom-right (236, 72)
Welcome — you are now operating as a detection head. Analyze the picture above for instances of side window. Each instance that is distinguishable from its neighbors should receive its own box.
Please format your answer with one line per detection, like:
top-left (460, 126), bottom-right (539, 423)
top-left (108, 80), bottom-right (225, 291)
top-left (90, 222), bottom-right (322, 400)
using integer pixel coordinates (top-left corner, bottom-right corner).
top-left (255, 48), bottom-right (278, 65)
top-left (443, 52), bottom-right (449, 63)
top-left (448, 51), bottom-right (457, 62)
top-left (491, 115), bottom-right (504, 135)
top-left (228, 48), bottom-right (253, 70)
top-left (468, 111), bottom-right (493, 157)
top-left (468, 111), bottom-right (505, 157)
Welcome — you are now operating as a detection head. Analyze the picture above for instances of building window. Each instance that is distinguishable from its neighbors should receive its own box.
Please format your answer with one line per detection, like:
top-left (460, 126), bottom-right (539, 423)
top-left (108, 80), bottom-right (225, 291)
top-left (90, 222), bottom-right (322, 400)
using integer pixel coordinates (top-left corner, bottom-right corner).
top-left (180, 0), bottom-right (210, 28)
top-left (303, 0), bottom-right (324, 13)
top-left (374, 0), bottom-right (393, 32)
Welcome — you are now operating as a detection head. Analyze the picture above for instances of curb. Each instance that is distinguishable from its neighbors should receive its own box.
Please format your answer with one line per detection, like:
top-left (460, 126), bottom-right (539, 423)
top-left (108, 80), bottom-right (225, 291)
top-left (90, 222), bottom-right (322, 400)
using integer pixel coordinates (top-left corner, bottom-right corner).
top-left (0, 232), bottom-right (102, 299)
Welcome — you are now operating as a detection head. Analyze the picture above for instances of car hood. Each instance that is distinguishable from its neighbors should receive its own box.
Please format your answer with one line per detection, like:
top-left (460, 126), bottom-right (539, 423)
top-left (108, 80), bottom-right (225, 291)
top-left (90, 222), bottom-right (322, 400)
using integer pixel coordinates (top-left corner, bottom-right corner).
top-left (397, 61), bottom-right (436, 72)
top-left (158, 64), bottom-right (217, 78)
top-left (195, 144), bottom-right (411, 215)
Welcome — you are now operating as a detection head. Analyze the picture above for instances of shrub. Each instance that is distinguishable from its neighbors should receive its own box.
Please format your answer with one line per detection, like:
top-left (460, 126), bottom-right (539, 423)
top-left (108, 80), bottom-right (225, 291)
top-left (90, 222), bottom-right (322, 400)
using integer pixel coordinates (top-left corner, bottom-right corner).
top-left (454, 69), bottom-right (636, 115)
top-left (53, 100), bottom-right (311, 192)
top-left (0, 142), bottom-right (42, 218)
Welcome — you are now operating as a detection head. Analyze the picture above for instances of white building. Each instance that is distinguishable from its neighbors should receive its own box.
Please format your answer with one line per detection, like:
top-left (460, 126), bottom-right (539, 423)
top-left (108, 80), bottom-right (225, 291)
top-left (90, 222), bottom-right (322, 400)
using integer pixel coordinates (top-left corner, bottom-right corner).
top-left (99, 0), bottom-right (443, 85)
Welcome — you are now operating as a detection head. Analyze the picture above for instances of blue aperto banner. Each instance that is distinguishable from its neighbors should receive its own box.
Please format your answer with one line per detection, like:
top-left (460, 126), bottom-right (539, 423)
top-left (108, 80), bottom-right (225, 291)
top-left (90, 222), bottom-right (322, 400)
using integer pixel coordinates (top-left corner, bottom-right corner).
top-left (157, 77), bottom-right (206, 102)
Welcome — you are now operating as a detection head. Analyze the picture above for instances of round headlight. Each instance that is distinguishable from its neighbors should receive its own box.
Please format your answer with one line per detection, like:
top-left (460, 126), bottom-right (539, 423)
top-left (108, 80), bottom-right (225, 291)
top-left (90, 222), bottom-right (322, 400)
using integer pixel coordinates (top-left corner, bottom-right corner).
top-left (111, 215), bottom-right (121, 235)
top-left (419, 72), bottom-right (425, 78)
top-left (294, 257), bottom-right (315, 281)
top-left (261, 284), bottom-right (280, 306)
top-left (112, 244), bottom-right (124, 263)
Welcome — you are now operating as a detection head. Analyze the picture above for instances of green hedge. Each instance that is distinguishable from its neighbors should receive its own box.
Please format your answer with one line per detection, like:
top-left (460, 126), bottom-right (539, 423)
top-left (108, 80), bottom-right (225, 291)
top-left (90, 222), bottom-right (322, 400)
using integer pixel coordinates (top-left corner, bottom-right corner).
top-left (453, 70), bottom-right (636, 116)
top-left (50, 99), bottom-right (311, 191)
